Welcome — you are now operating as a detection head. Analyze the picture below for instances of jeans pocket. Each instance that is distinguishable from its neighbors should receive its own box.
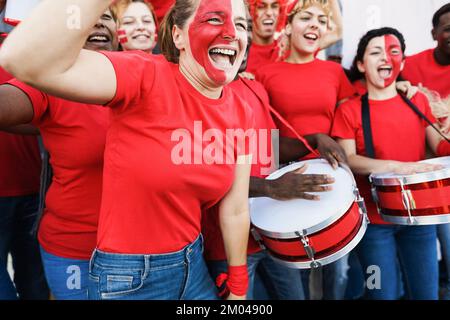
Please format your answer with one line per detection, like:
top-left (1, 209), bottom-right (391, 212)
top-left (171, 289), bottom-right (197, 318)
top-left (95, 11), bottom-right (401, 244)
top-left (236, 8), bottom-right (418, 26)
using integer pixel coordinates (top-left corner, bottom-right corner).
top-left (99, 269), bottom-right (144, 299)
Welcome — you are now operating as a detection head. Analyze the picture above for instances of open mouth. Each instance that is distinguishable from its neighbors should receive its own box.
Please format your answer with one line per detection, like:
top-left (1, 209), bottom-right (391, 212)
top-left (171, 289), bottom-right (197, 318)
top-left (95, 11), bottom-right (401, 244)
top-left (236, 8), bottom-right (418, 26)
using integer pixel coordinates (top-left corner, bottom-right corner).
top-left (87, 33), bottom-right (110, 43)
top-left (377, 65), bottom-right (393, 79)
top-left (132, 34), bottom-right (150, 41)
top-left (262, 19), bottom-right (275, 27)
top-left (304, 33), bottom-right (319, 41)
top-left (208, 47), bottom-right (238, 69)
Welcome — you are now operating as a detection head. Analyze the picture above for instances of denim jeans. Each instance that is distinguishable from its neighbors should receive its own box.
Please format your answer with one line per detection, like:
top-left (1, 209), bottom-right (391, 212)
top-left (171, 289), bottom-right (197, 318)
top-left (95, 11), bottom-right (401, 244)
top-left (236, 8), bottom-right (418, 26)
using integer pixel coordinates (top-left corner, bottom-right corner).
top-left (438, 223), bottom-right (450, 300)
top-left (356, 224), bottom-right (438, 300)
top-left (89, 235), bottom-right (218, 300)
top-left (0, 195), bottom-right (49, 300)
top-left (300, 254), bottom-right (350, 300)
top-left (0, 256), bottom-right (17, 300)
top-left (39, 246), bottom-right (89, 300)
top-left (207, 250), bottom-right (305, 300)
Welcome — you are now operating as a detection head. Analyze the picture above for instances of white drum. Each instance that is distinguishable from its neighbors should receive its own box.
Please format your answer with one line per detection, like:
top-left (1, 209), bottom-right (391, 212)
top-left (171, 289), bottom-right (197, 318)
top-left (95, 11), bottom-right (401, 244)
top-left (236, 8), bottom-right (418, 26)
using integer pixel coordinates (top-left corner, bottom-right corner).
top-left (4, 0), bottom-right (40, 26)
top-left (250, 159), bottom-right (369, 269)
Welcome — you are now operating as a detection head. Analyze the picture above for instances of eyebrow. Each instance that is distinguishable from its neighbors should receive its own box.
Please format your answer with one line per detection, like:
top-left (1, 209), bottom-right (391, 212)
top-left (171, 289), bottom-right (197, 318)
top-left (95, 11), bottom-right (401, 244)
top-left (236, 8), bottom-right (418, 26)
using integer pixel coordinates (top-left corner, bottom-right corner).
top-left (301, 10), bottom-right (328, 18)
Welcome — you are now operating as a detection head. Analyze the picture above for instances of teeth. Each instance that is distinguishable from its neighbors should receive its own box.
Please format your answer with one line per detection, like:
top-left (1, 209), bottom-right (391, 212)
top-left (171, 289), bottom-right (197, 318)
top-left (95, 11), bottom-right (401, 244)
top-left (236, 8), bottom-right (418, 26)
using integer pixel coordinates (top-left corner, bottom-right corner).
top-left (210, 48), bottom-right (236, 56)
top-left (304, 34), bottom-right (318, 40)
top-left (262, 19), bottom-right (274, 25)
top-left (89, 35), bottom-right (107, 41)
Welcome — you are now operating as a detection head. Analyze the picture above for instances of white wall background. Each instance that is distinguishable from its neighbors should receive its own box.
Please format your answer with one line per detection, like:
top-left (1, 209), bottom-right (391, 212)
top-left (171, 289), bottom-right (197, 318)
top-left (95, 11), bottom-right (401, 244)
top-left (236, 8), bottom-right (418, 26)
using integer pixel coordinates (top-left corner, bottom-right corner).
top-left (341, 0), bottom-right (449, 68)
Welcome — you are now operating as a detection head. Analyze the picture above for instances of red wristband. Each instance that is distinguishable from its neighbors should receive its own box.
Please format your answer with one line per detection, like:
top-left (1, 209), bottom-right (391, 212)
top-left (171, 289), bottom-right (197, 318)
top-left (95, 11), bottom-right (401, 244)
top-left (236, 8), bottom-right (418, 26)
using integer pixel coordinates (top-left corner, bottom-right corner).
top-left (437, 140), bottom-right (450, 157)
top-left (215, 265), bottom-right (249, 298)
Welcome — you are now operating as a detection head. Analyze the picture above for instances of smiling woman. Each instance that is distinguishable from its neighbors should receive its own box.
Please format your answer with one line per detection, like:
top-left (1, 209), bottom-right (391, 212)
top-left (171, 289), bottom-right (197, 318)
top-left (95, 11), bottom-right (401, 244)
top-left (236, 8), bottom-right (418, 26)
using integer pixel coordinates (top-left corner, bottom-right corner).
top-left (112, 0), bottom-right (158, 52)
top-left (0, 0), bottom-right (253, 301)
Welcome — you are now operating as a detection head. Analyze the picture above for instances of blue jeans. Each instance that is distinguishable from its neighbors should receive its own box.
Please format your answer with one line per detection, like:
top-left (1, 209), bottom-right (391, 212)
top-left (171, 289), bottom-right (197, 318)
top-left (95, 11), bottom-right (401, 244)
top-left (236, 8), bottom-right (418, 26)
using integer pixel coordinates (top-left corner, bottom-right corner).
top-left (0, 195), bottom-right (49, 300)
top-left (89, 235), bottom-right (218, 300)
top-left (39, 247), bottom-right (89, 300)
top-left (438, 223), bottom-right (450, 300)
top-left (300, 254), bottom-right (350, 300)
top-left (356, 224), bottom-right (438, 300)
top-left (207, 250), bottom-right (305, 300)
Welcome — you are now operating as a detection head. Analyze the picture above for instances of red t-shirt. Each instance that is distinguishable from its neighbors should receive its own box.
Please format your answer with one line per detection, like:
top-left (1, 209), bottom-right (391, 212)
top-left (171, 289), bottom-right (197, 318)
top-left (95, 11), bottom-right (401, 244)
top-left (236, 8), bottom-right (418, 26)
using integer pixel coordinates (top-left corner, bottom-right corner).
top-left (148, 0), bottom-right (175, 25)
top-left (246, 41), bottom-right (280, 76)
top-left (202, 78), bottom-right (276, 261)
top-left (438, 140), bottom-right (450, 156)
top-left (0, 67), bottom-right (41, 197)
top-left (331, 93), bottom-right (436, 224)
top-left (98, 52), bottom-right (254, 254)
top-left (8, 80), bottom-right (110, 259)
top-left (256, 60), bottom-right (356, 139)
top-left (402, 49), bottom-right (450, 99)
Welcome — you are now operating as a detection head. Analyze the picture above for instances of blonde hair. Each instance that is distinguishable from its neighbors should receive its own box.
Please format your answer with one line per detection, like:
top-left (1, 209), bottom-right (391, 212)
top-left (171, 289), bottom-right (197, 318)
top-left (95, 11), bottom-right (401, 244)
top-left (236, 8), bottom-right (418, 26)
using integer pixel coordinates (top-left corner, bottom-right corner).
top-left (287, 0), bottom-right (331, 23)
top-left (112, 0), bottom-right (158, 26)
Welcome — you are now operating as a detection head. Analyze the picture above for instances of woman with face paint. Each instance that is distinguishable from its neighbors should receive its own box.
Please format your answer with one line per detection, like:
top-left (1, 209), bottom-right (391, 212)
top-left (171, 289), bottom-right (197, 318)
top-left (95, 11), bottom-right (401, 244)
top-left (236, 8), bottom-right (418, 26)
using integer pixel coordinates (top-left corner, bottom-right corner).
top-left (113, 0), bottom-right (158, 53)
top-left (0, 9), bottom-right (119, 300)
top-left (331, 27), bottom-right (447, 300)
top-left (0, 0), bottom-right (253, 300)
top-left (255, 0), bottom-right (354, 300)
top-left (245, 0), bottom-right (343, 75)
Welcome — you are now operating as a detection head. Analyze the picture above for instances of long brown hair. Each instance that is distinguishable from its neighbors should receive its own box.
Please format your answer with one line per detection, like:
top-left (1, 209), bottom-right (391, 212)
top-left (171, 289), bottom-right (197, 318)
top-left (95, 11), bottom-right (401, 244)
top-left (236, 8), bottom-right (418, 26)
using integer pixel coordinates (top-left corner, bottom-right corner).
top-left (159, 0), bottom-right (197, 63)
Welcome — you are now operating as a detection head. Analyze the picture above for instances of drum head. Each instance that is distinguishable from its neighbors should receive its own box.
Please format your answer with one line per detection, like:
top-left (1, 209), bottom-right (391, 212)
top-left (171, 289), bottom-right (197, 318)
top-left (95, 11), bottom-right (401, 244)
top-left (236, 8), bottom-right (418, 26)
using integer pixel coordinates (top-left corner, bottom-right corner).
top-left (371, 156), bottom-right (450, 186)
top-left (250, 159), bottom-right (355, 238)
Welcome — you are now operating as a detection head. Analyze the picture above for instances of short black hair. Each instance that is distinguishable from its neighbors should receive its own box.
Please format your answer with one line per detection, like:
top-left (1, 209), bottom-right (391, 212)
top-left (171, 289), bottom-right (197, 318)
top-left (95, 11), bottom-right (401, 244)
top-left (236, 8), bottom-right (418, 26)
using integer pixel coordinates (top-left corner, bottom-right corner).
top-left (432, 3), bottom-right (450, 29)
top-left (348, 27), bottom-right (406, 82)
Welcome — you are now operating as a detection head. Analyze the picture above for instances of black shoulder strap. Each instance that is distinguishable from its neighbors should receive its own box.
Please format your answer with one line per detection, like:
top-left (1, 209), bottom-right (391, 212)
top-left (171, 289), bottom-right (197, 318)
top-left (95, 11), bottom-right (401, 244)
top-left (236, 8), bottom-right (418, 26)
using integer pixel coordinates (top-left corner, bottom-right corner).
top-left (399, 95), bottom-right (450, 143)
top-left (361, 93), bottom-right (376, 158)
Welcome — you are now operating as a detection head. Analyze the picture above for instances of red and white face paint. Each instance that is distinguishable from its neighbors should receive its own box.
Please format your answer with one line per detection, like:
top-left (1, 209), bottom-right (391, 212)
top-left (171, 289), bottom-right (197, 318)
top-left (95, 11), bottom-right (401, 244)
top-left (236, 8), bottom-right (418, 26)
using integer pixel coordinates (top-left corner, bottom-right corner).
top-left (361, 35), bottom-right (404, 89)
top-left (187, 0), bottom-right (247, 85)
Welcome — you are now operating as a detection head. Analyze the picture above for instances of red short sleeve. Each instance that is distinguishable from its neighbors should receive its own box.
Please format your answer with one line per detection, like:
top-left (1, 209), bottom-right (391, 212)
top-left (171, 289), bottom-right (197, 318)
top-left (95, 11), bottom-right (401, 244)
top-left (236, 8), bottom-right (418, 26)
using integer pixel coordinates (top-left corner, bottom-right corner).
top-left (337, 68), bottom-right (357, 102)
top-left (437, 140), bottom-right (450, 156)
top-left (99, 51), bottom-right (156, 110)
top-left (7, 79), bottom-right (49, 125)
top-left (411, 92), bottom-right (437, 128)
top-left (331, 100), bottom-right (359, 140)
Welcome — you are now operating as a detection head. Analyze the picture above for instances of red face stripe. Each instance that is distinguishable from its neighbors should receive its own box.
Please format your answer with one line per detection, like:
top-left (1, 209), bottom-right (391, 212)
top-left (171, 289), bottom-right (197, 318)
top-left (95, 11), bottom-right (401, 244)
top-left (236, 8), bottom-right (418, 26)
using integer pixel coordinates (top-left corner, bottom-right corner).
top-left (117, 29), bottom-right (128, 44)
top-left (188, 0), bottom-right (235, 84)
top-left (383, 34), bottom-right (403, 87)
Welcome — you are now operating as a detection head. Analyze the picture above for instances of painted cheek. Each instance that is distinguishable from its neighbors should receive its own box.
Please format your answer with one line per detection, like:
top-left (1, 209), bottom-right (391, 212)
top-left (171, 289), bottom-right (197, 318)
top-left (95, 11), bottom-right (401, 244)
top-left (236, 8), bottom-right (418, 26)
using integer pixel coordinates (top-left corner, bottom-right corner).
top-left (383, 35), bottom-right (403, 87)
top-left (188, 0), bottom-right (234, 84)
top-left (117, 29), bottom-right (128, 44)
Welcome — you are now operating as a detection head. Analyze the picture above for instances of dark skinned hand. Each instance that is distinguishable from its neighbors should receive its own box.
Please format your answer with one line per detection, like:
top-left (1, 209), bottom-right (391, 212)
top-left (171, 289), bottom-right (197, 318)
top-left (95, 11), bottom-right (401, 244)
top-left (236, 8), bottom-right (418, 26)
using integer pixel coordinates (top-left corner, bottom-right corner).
top-left (315, 134), bottom-right (348, 169)
top-left (267, 164), bottom-right (335, 201)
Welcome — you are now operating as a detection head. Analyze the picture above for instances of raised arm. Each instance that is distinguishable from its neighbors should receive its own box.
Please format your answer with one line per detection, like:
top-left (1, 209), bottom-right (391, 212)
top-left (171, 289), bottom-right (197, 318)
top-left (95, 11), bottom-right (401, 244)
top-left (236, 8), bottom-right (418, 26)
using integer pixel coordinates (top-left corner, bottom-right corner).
top-left (320, 0), bottom-right (343, 50)
top-left (0, 0), bottom-right (116, 104)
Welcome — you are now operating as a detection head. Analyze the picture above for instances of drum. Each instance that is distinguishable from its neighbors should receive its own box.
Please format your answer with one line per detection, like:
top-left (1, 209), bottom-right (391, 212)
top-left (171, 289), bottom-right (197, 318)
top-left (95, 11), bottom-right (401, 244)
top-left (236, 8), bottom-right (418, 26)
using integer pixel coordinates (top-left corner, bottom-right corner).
top-left (370, 156), bottom-right (450, 226)
top-left (250, 159), bottom-right (369, 269)
top-left (4, 0), bottom-right (40, 26)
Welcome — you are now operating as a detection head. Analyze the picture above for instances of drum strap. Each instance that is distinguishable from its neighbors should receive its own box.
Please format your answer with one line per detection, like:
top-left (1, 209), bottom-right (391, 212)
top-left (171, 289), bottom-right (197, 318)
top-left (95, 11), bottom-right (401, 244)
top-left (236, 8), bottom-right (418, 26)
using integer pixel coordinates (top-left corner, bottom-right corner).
top-left (240, 78), bottom-right (320, 157)
top-left (361, 93), bottom-right (450, 159)
top-left (399, 95), bottom-right (450, 143)
top-left (361, 94), bottom-right (376, 158)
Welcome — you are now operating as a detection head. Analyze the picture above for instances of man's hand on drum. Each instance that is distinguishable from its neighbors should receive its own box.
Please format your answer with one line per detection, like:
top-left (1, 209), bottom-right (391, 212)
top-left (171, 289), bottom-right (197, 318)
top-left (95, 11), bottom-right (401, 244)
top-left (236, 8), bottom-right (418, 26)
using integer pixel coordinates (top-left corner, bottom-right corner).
top-left (267, 164), bottom-right (335, 201)
top-left (313, 134), bottom-right (348, 169)
top-left (392, 161), bottom-right (444, 175)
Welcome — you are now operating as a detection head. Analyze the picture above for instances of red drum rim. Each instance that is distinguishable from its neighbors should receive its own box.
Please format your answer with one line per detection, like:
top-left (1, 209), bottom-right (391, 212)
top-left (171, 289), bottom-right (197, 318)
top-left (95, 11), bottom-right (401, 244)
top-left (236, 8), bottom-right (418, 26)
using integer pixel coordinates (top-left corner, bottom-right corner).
top-left (253, 201), bottom-right (368, 269)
